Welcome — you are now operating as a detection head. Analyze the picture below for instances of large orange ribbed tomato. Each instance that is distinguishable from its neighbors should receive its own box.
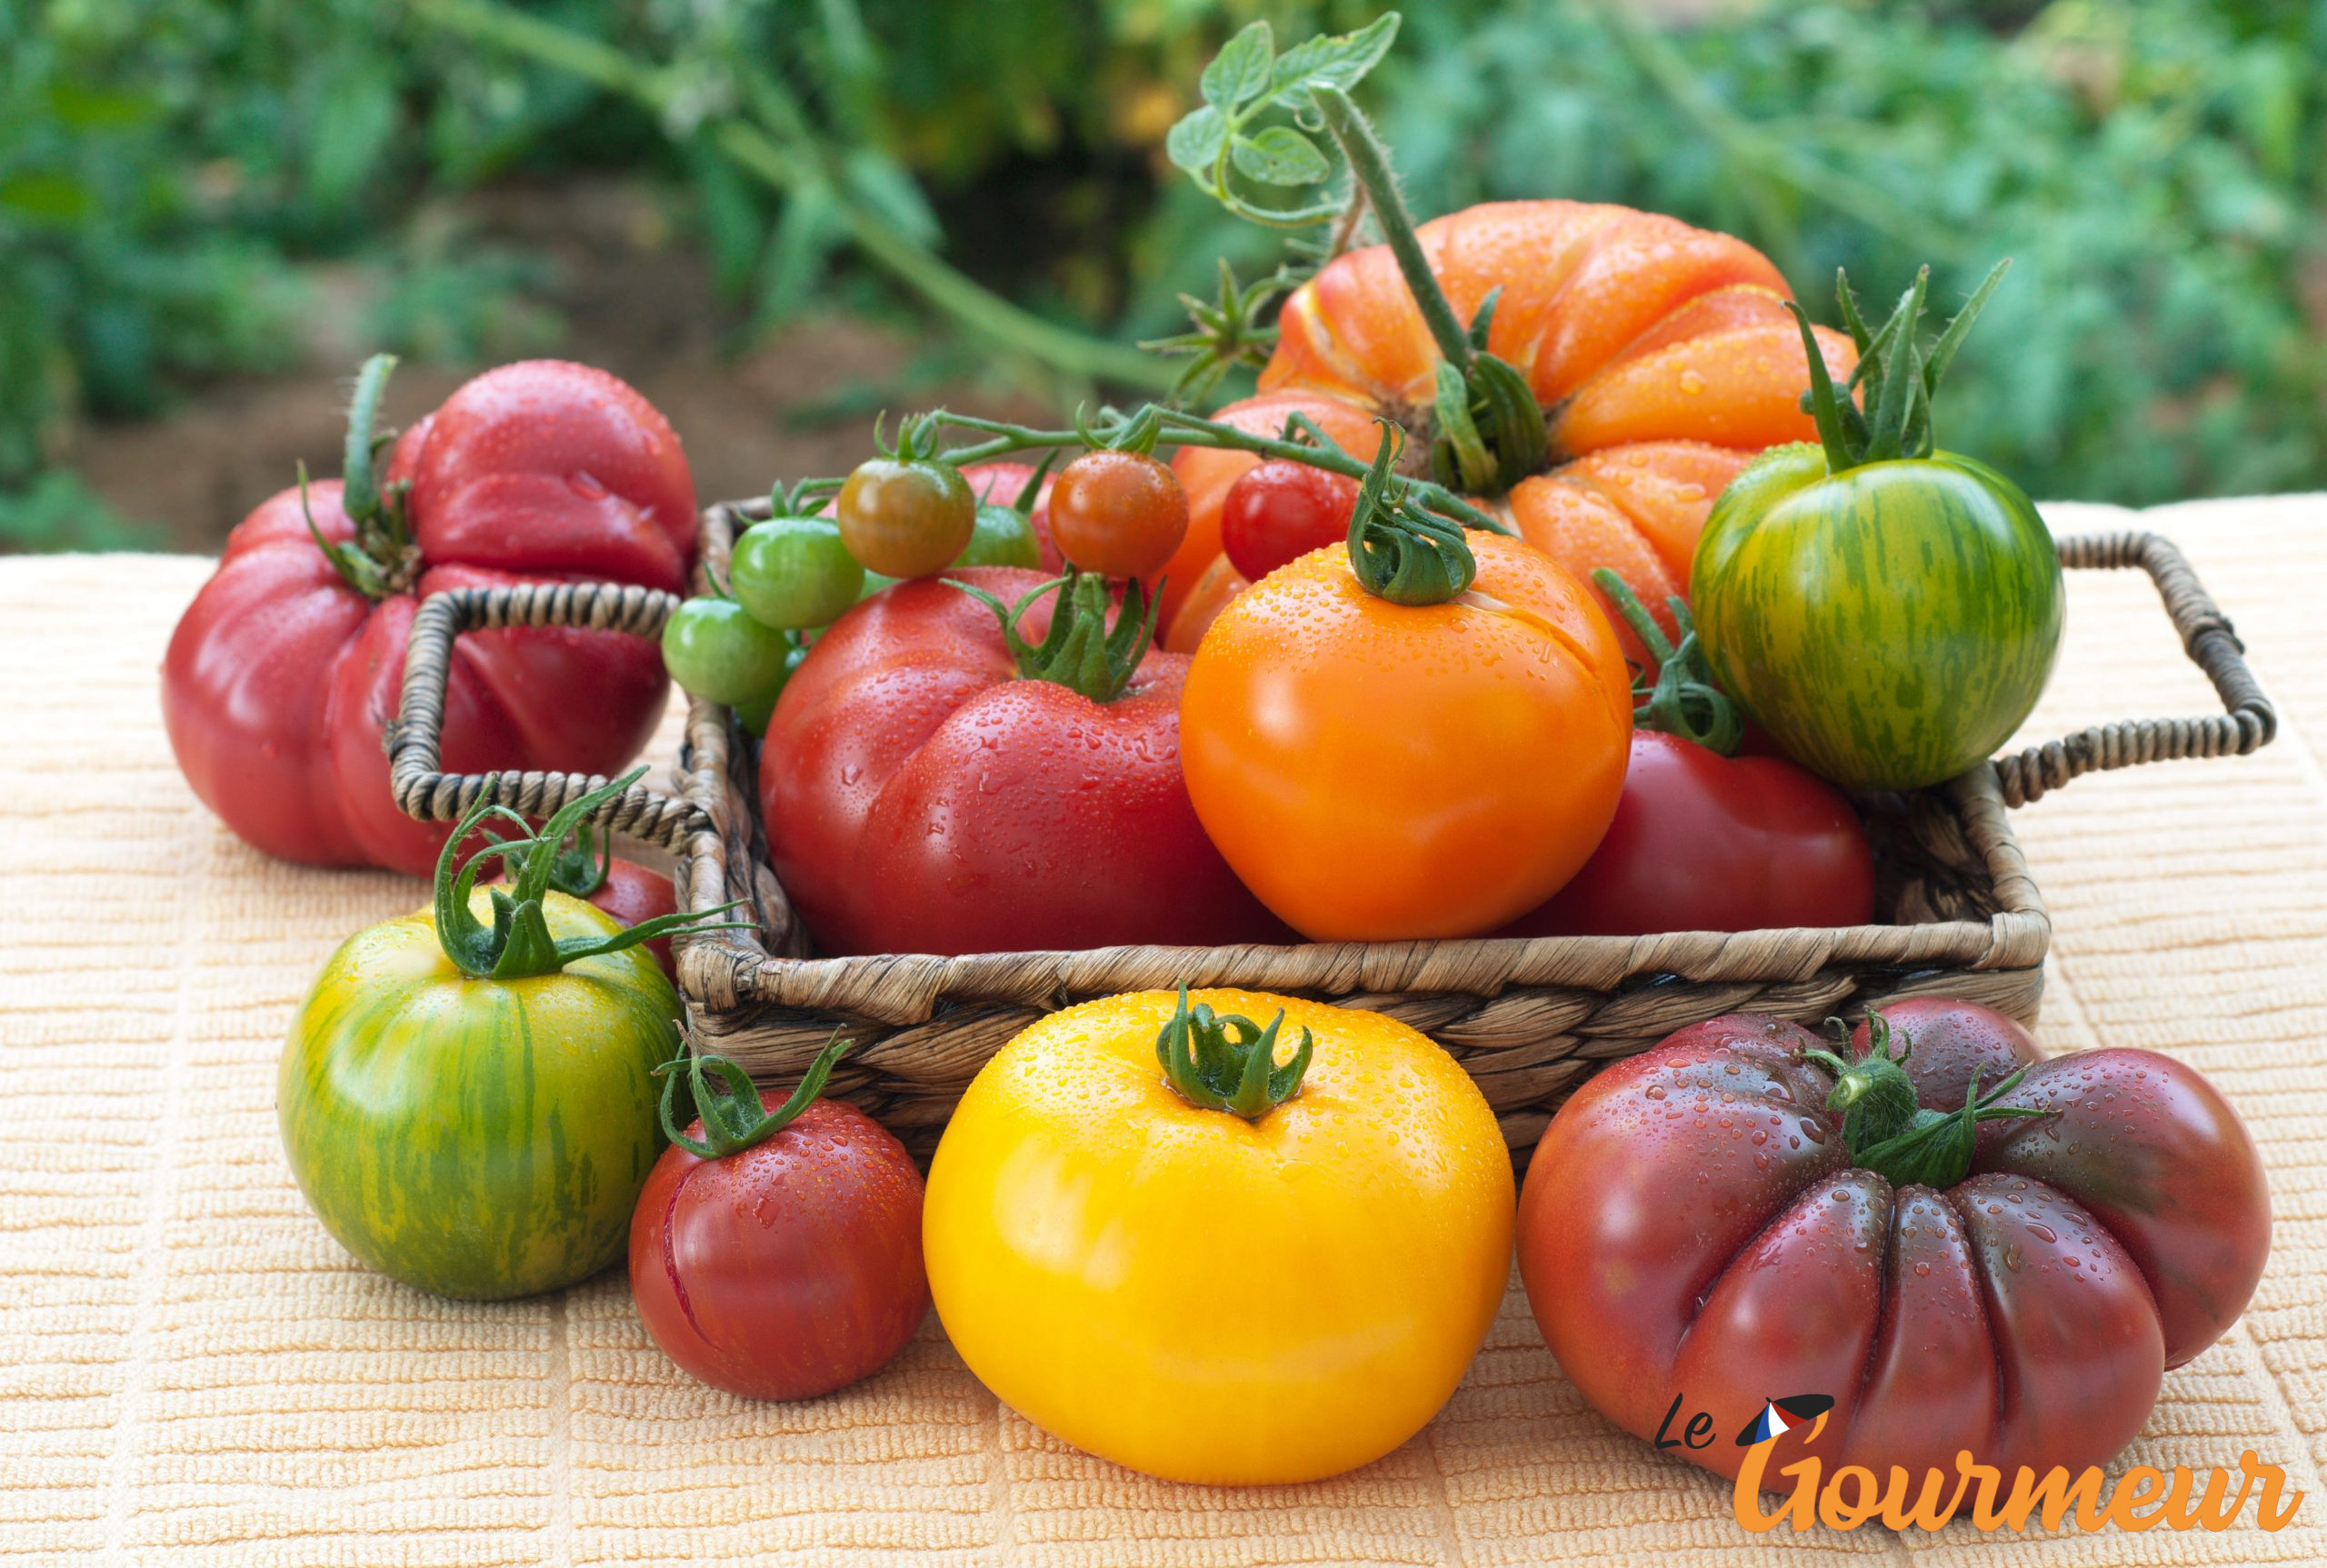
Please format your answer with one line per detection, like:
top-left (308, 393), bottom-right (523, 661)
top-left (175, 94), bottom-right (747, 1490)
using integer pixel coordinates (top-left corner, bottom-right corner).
top-left (1167, 202), bottom-right (1854, 661)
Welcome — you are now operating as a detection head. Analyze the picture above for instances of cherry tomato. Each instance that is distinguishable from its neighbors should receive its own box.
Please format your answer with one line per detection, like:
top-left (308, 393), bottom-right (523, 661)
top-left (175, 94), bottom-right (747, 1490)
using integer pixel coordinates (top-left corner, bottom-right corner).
top-left (1047, 450), bottom-right (1189, 578)
top-left (1220, 460), bottom-right (1361, 582)
top-left (630, 1066), bottom-right (927, 1402)
top-left (836, 457), bottom-right (975, 578)
top-left (662, 596), bottom-right (794, 706)
top-left (730, 516), bottom-right (864, 630)
top-left (955, 502), bottom-right (1042, 569)
top-left (1496, 732), bottom-right (1873, 935)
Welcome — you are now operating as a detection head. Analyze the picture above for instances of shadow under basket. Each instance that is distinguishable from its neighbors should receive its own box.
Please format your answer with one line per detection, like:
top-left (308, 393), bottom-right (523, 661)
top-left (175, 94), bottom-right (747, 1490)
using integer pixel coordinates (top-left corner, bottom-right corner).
top-left (386, 503), bottom-right (2275, 1164)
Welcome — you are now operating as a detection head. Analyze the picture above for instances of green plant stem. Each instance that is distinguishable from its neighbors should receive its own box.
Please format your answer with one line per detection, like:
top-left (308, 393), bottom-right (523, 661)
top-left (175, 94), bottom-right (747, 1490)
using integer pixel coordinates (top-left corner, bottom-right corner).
top-left (916, 408), bottom-right (1508, 535)
top-left (1309, 85), bottom-right (1472, 372)
top-left (412, 0), bottom-right (1173, 393)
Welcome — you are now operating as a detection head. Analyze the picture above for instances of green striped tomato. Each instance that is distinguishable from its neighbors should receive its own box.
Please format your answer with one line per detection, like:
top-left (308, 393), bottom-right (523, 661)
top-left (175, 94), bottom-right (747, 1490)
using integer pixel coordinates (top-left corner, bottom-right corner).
top-left (1691, 443), bottom-right (2062, 792)
top-left (279, 889), bottom-right (674, 1300)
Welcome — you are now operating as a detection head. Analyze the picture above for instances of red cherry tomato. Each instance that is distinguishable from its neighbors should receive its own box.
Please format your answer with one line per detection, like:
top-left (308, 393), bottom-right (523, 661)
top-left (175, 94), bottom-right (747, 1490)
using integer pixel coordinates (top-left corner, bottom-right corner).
top-left (1497, 732), bottom-right (1873, 935)
top-left (162, 361), bottom-right (694, 874)
top-left (1047, 450), bottom-right (1189, 578)
top-left (1517, 1005), bottom-right (2271, 1483)
top-left (1219, 460), bottom-right (1361, 582)
top-left (629, 1092), bottom-right (927, 1401)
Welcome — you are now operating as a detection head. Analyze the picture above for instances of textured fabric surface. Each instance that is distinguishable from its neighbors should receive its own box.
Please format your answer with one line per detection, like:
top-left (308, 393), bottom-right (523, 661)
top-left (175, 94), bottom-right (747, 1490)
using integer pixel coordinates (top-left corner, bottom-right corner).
top-left (5, 494), bottom-right (2326, 1565)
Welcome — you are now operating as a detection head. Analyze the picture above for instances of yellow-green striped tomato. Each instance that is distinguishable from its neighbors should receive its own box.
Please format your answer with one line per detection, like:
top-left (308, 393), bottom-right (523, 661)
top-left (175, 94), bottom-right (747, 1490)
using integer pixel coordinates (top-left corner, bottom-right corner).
top-left (278, 889), bottom-right (674, 1300)
top-left (1692, 443), bottom-right (2063, 792)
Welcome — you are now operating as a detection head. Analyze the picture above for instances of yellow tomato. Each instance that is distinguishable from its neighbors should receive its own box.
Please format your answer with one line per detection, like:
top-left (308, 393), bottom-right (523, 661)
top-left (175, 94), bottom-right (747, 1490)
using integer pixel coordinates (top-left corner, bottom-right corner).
top-left (924, 989), bottom-right (1514, 1484)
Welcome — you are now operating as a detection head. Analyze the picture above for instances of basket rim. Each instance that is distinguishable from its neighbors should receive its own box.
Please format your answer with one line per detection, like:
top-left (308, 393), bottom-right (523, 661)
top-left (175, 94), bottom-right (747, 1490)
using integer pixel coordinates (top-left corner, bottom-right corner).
top-left (670, 498), bottom-right (2050, 1027)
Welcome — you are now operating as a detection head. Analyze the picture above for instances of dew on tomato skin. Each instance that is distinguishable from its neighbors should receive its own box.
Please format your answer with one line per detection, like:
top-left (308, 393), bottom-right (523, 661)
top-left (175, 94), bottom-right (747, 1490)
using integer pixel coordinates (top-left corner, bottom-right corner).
top-left (567, 471), bottom-right (609, 500)
top-left (1645, 1084), bottom-right (1666, 1100)
top-left (1678, 370), bottom-right (1707, 395)
top-left (1752, 1130), bottom-right (1767, 1145)
top-left (2027, 1222), bottom-right (2056, 1243)
top-left (1674, 483), bottom-right (1707, 502)
top-left (1913, 1262), bottom-right (1932, 1277)
top-left (1800, 1119), bottom-right (1827, 1145)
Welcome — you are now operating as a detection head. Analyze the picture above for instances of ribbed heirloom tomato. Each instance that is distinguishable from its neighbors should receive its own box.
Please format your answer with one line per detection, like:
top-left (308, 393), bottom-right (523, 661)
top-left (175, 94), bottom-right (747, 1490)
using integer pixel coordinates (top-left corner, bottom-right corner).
top-left (1167, 203), bottom-right (1853, 660)
top-left (1518, 1003), bottom-right (2271, 1485)
top-left (163, 355), bottom-right (694, 874)
top-left (924, 989), bottom-right (1514, 1484)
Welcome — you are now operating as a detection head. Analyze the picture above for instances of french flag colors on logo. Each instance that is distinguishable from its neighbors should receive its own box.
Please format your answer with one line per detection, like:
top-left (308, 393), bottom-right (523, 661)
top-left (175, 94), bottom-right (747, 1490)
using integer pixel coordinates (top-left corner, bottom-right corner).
top-left (1734, 1393), bottom-right (1836, 1447)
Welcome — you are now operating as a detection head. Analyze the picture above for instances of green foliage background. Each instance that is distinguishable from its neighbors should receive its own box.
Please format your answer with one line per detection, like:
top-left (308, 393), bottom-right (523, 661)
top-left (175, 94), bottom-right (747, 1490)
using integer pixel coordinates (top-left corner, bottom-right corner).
top-left (3, 0), bottom-right (2322, 548)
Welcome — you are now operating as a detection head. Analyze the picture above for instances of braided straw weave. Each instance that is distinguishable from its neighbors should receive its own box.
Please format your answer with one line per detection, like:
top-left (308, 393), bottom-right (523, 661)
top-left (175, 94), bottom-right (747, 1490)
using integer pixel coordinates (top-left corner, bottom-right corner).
top-left (386, 505), bottom-right (2276, 1160)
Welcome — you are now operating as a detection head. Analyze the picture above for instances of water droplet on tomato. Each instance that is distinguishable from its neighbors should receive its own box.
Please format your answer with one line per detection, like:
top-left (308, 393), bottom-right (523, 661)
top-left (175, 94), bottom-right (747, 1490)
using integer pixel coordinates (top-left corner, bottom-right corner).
top-left (568, 471), bottom-right (609, 500)
top-left (2028, 1222), bottom-right (2056, 1243)
top-left (1913, 1262), bottom-right (1932, 1277)
top-left (1678, 370), bottom-right (1707, 395)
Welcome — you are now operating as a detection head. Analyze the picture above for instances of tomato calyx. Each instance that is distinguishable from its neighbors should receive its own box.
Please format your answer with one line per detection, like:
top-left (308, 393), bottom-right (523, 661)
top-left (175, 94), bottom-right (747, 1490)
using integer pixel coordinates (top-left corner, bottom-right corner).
top-left (946, 568), bottom-right (1161, 704)
top-left (300, 353), bottom-right (422, 602)
top-left (1589, 570), bottom-right (1743, 755)
top-left (652, 1033), bottom-right (853, 1159)
top-left (1154, 984), bottom-right (1313, 1120)
top-left (1345, 421), bottom-right (1476, 604)
top-left (433, 767), bottom-right (749, 981)
top-left (1792, 257), bottom-right (2010, 475)
top-left (1308, 85), bottom-right (1544, 497)
top-left (1802, 1011), bottom-right (2049, 1188)
top-left (481, 818), bottom-right (613, 900)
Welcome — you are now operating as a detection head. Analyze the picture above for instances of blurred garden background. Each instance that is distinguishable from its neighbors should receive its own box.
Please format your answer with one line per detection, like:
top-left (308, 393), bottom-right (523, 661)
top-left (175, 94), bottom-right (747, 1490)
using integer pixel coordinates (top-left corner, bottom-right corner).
top-left (3, 0), bottom-right (2322, 553)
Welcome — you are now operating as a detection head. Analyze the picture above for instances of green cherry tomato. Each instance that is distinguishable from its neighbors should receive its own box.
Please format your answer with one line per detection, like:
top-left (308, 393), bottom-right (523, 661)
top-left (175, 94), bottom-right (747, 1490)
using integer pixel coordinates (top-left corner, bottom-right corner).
top-left (733, 643), bottom-right (807, 734)
top-left (662, 596), bottom-right (795, 706)
top-left (731, 516), bottom-right (865, 630)
top-left (954, 503), bottom-right (1043, 569)
top-left (1692, 444), bottom-right (2063, 792)
top-left (836, 458), bottom-right (976, 578)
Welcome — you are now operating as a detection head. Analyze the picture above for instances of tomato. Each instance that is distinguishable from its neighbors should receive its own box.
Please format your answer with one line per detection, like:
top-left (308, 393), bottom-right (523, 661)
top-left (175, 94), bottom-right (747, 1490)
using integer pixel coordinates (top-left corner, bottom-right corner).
top-left (956, 500), bottom-right (1042, 568)
top-left (1046, 449), bottom-right (1189, 579)
top-left (163, 356), bottom-right (694, 874)
top-left (279, 778), bottom-right (724, 1299)
top-left (630, 1042), bottom-right (927, 1401)
top-left (661, 596), bottom-right (797, 706)
top-left (962, 461), bottom-right (1060, 572)
top-left (1497, 732), bottom-right (1873, 936)
top-left (1219, 459), bottom-right (1360, 582)
top-left (1692, 263), bottom-right (2062, 791)
top-left (835, 456), bottom-right (975, 578)
top-left (925, 989), bottom-right (1513, 1484)
top-left (1161, 552), bottom-right (1249, 654)
top-left (1517, 1004), bottom-right (2271, 1484)
top-left (1496, 577), bottom-right (1873, 936)
top-left (730, 516), bottom-right (864, 631)
top-left (1181, 528), bottom-right (1632, 941)
top-left (1693, 445), bottom-right (2063, 791)
top-left (760, 567), bottom-right (1288, 955)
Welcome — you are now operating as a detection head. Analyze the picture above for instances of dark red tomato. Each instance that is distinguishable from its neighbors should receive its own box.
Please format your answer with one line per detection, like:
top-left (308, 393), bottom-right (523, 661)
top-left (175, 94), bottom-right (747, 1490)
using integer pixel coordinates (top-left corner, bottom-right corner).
top-left (1047, 450), bottom-right (1189, 579)
top-left (629, 1094), bottom-right (927, 1401)
top-left (1496, 733), bottom-right (1873, 936)
top-left (1219, 459), bottom-right (1360, 583)
top-left (162, 361), bottom-right (693, 874)
top-left (1517, 1006), bottom-right (2271, 1484)
top-left (760, 567), bottom-right (1289, 955)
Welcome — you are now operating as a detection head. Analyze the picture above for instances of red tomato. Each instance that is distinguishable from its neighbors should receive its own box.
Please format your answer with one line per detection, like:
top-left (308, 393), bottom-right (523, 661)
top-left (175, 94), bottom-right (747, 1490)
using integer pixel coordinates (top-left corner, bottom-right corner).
top-left (629, 1093), bottom-right (927, 1401)
top-left (1046, 450), bottom-right (1189, 578)
top-left (1496, 732), bottom-right (1873, 935)
top-left (760, 568), bottom-right (1289, 955)
top-left (1220, 460), bottom-right (1360, 582)
top-left (1518, 1006), bottom-right (2271, 1484)
top-left (162, 361), bottom-right (694, 874)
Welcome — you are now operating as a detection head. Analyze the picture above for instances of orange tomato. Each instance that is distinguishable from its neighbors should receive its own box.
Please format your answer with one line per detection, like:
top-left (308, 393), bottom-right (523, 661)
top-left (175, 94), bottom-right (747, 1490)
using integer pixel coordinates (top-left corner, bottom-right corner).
top-left (1174, 203), bottom-right (1853, 667)
top-left (1181, 531), bottom-right (1633, 941)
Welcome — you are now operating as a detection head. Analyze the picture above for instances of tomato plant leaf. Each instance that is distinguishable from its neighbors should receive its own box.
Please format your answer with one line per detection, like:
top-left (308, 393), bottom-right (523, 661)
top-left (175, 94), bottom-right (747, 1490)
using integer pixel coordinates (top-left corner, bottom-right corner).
top-left (1231, 126), bottom-right (1330, 187)
top-left (1164, 105), bottom-right (1228, 176)
top-left (1267, 13), bottom-right (1400, 108)
top-left (1200, 21), bottom-right (1276, 112)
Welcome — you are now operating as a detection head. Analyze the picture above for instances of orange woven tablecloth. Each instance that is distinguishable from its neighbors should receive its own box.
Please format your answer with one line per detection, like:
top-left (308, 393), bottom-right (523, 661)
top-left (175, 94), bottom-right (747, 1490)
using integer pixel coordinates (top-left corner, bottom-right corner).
top-left (5, 494), bottom-right (2327, 1566)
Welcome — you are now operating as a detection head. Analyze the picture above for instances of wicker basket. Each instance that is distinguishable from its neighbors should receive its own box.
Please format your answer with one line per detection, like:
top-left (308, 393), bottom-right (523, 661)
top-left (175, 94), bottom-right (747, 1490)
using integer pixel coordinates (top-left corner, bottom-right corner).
top-left (386, 504), bottom-right (2275, 1161)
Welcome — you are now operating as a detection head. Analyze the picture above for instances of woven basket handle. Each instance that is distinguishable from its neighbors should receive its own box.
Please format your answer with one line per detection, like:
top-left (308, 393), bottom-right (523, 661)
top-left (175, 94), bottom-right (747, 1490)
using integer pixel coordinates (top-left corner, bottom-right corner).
top-left (1992, 530), bottom-right (2275, 806)
top-left (385, 581), bottom-right (713, 854)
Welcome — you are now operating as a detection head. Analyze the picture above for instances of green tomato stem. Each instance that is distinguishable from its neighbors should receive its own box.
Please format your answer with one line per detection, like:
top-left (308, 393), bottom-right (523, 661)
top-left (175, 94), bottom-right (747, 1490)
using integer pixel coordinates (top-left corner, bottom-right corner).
top-left (1154, 984), bottom-right (1313, 1120)
top-left (654, 1034), bottom-right (852, 1159)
